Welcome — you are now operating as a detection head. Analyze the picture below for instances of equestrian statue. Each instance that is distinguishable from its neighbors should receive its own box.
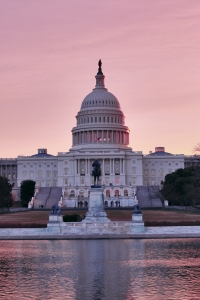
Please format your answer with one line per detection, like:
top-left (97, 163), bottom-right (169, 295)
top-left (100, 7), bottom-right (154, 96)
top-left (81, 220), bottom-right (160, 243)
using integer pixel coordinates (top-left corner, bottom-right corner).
top-left (92, 159), bottom-right (101, 186)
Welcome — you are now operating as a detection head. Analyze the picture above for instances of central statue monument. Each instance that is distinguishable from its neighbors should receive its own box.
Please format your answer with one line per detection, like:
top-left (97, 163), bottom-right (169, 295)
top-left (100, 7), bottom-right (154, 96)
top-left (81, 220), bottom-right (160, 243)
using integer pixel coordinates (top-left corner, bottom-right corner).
top-left (92, 159), bottom-right (101, 187)
top-left (82, 159), bottom-right (110, 223)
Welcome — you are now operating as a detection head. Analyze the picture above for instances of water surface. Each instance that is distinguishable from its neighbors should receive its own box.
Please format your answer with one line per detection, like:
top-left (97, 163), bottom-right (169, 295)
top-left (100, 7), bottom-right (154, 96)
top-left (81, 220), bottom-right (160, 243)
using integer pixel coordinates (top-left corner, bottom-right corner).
top-left (0, 239), bottom-right (200, 299)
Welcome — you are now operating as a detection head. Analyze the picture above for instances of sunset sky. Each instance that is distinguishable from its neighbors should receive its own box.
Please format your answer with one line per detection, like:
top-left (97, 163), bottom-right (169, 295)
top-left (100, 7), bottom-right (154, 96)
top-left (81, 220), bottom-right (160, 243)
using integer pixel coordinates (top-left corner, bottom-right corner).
top-left (0, 0), bottom-right (200, 158)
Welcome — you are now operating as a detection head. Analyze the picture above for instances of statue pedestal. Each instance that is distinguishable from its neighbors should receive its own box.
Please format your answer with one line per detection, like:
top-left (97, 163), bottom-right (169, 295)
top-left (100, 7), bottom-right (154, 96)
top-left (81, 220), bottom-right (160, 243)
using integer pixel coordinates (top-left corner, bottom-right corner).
top-left (130, 213), bottom-right (145, 233)
top-left (82, 187), bottom-right (110, 223)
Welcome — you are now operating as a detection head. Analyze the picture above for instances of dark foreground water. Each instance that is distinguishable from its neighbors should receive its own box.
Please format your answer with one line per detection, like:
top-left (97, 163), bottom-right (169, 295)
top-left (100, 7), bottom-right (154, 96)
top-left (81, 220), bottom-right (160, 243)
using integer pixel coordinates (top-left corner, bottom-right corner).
top-left (0, 239), bottom-right (200, 300)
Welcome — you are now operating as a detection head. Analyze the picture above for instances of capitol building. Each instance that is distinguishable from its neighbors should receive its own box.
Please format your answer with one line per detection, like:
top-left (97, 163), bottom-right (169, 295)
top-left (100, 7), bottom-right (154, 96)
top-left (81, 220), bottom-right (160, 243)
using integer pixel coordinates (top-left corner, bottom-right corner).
top-left (1, 61), bottom-right (185, 208)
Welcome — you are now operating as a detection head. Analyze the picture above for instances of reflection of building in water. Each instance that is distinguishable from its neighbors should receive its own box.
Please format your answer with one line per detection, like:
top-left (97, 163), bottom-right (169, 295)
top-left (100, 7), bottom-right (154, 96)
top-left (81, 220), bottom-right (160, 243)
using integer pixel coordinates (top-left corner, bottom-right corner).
top-left (1, 62), bottom-right (186, 206)
top-left (74, 240), bottom-right (144, 300)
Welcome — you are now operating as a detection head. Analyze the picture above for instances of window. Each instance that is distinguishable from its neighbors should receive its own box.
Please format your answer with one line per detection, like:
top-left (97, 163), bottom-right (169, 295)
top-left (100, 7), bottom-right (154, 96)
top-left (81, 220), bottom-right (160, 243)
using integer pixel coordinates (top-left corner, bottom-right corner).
top-left (115, 190), bottom-right (119, 196)
top-left (124, 190), bottom-right (128, 196)
top-left (115, 167), bottom-right (119, 175)
top-left (106, 190), bottom-right (110, 197)
top-left (132, 167), bottom-right (136, 174)
top-left (105, 177), bottom-right (110, 184)
top-left (105, 167), bottom-right (110, 175)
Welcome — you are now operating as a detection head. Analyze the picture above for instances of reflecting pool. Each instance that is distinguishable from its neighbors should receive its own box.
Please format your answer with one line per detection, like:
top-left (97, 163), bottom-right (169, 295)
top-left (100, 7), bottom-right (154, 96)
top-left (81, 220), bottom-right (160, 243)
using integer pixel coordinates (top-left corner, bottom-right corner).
top-left (0, 239), bottom-right (200, 299)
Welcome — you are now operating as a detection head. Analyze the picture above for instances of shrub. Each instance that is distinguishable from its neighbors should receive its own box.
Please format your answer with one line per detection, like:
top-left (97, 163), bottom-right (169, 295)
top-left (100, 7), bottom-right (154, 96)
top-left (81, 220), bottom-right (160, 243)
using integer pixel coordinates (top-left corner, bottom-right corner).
top-left (63, 214), bottom-right (81, 222)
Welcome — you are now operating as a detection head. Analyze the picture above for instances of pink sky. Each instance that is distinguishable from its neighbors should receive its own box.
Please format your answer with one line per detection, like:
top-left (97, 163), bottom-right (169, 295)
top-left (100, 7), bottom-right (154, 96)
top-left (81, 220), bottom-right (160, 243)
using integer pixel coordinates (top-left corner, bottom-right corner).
top-left (0, 0), bottom-right (200, 157)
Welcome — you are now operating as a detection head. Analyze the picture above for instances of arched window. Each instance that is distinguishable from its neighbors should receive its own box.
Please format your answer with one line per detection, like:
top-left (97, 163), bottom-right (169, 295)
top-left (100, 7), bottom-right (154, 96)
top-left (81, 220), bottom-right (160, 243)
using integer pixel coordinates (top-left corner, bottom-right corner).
top-left (106, 190), bottom-right (110, 197)
top-left (70, 190), bottom-right (75, 197)
top-left (124, 190), bottom-right (128, 196)
top-left (115, 190), bottom-right (119, 197)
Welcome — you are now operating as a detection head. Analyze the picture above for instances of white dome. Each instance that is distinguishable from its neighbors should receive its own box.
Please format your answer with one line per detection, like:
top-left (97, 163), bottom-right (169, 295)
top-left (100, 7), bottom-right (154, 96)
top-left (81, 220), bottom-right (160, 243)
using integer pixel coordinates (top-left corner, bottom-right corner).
top-left (81, 89), bottom-right (121, 110)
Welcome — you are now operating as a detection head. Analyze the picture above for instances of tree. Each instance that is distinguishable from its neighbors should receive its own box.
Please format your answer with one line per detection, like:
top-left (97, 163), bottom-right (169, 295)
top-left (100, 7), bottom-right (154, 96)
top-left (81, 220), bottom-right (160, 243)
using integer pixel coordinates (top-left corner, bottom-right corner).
top-left (0, 176), bottom-right (13, 208)
top-left (20, 180), bottom-right (36, 207)
top-left (149, 185), bottom-right (166, 208)
top-left (161, 167), bottom-right (200, 206)
top-left (194, 142), bottom-right (200, 153)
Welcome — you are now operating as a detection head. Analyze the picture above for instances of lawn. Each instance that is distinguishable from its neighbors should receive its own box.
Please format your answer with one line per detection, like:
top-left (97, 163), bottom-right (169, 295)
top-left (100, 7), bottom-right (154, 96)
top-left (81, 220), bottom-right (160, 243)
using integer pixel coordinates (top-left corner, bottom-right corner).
top-left (0, 209), bottom-right (200, 227)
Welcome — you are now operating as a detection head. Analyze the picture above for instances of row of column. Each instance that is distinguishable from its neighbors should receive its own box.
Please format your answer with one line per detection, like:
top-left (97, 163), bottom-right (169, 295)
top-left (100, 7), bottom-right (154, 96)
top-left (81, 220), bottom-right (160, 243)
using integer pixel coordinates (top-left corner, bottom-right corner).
top-left (74, 158), bottom-right (125, 175)
top-left (0, 164), bottom-right (17, 179)
top-left (72, 130), bottom-right (129, 146)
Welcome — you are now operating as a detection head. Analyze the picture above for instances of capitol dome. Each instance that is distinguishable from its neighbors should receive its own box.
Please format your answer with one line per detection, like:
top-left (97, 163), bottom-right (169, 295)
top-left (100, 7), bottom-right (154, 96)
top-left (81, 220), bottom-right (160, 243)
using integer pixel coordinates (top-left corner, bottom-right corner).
top-left (81, 90), bottom-right (121, 110)
top-left (71, 60), bottom-right (130, 149)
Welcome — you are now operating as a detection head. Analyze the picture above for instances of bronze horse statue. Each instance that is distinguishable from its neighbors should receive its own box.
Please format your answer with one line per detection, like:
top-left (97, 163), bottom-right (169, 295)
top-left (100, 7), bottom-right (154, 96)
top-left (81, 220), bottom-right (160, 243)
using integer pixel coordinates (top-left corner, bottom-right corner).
top-left (92, 160), bottom-right (101, 186)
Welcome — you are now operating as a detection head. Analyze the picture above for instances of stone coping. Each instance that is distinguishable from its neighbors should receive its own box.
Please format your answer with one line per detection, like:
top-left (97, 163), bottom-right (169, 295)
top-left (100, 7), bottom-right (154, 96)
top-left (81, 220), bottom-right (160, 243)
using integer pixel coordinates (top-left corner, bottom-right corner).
top-left (0, 225), bottom-right (200, 240)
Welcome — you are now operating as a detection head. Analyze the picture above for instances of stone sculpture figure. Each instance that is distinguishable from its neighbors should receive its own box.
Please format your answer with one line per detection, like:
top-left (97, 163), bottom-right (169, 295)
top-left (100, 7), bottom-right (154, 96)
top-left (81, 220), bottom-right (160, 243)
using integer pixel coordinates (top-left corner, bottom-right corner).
top-left (92, 159), bottom-right (101, 186)
top-left (51, 204), bottom-right (61, 215)
top-left (133, 204), bottom-right (142, 214)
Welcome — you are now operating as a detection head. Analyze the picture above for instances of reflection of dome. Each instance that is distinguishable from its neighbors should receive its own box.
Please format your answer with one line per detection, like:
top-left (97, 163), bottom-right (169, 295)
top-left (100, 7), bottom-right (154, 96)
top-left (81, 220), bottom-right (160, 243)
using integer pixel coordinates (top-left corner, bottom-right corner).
top-left (71, 61), bottom-right (130, 149)
top-left (81, 90), bottom-right (121, 109)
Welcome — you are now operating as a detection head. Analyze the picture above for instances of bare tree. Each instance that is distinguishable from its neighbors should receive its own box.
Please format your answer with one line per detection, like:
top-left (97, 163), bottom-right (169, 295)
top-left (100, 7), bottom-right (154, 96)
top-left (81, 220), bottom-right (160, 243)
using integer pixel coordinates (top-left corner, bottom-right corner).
top-left (193, 142), bottom-right (200, 153)
top-left (148, 185), bottom-right (166, 208)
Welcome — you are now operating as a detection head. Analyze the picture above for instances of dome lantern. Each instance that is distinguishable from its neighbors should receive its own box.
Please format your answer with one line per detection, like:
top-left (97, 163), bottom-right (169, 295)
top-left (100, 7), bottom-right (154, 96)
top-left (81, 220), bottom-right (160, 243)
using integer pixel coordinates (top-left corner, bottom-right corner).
top-left (94, 59), bottom-right (106, 90)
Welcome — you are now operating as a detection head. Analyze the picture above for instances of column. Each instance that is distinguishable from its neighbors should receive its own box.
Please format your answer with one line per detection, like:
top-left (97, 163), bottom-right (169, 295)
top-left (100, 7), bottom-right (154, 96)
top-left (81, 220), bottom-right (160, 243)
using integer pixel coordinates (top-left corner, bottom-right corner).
top-left (75, 160), bottom-right (77, 175)
top-left (92, 131), bottom-right (94, 143)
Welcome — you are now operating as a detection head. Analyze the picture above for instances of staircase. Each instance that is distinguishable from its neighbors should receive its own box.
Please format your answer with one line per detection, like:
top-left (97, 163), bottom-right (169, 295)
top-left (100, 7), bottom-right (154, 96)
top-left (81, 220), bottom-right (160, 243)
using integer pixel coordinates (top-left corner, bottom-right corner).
top-left (45, 187), bottom-right (62, 209)
top-left (148, 186), bottom-right (162, 207)
top-left (137, 186), bottom-right (152, 207)
top-left (34, 187), bottom-right (51, 209)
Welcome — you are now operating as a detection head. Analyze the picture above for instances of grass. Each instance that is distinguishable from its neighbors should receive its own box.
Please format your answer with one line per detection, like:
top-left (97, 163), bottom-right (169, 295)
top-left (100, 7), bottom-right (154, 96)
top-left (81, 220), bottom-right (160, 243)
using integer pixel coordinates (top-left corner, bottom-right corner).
top-left (0, 209), bottom-right (200, 227)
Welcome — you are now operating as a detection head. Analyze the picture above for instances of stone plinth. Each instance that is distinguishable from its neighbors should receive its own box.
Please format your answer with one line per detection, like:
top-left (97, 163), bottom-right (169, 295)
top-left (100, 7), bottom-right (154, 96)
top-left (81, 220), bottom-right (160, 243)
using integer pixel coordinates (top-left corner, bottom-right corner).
top-left (82, 187), bottom-right (110, 222)
top-left (47, 214), bottom-right (63, 233)
top-left (130, 213), bottom-right (145, 233)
